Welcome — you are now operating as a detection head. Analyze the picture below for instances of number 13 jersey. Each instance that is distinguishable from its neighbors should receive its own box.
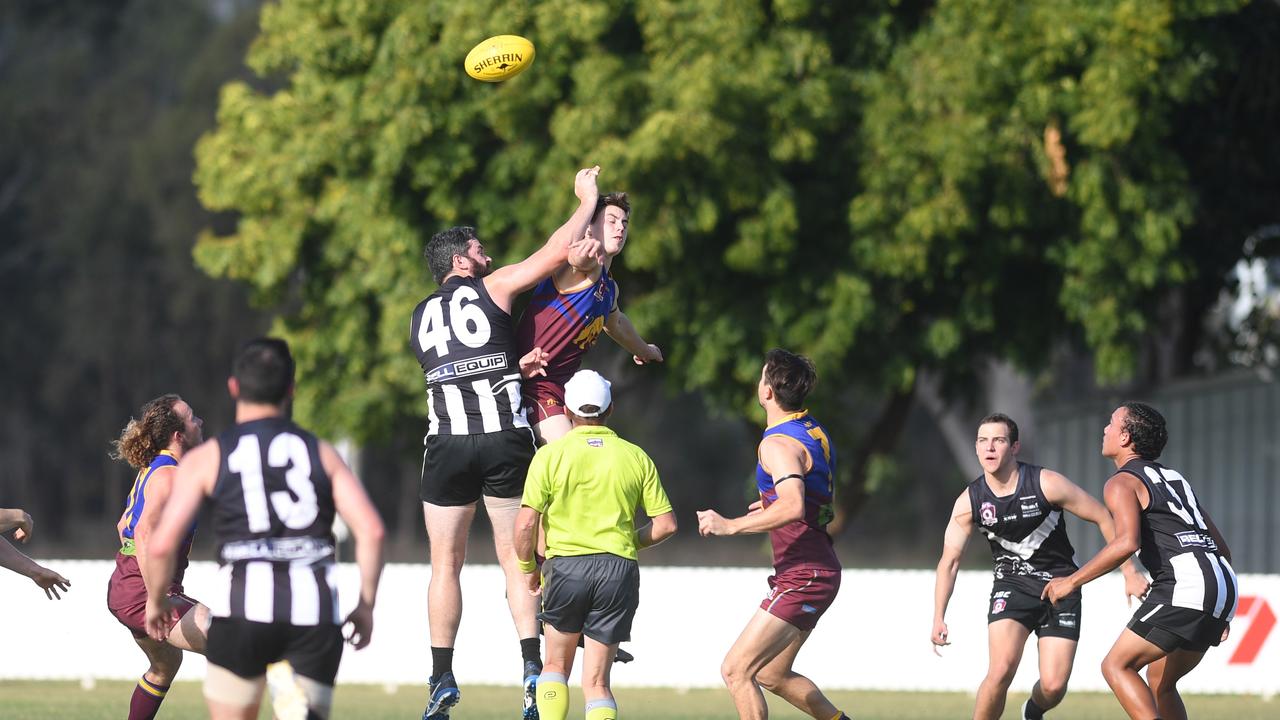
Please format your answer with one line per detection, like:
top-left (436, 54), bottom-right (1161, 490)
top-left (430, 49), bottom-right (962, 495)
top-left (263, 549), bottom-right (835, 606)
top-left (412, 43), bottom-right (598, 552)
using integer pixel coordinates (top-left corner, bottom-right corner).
top-left (210, 417), bottom-right (339, 625)
top-left (411, 276), bottom-right (529, 436)
top-left (1118, 458), bottom-right (1238, 621)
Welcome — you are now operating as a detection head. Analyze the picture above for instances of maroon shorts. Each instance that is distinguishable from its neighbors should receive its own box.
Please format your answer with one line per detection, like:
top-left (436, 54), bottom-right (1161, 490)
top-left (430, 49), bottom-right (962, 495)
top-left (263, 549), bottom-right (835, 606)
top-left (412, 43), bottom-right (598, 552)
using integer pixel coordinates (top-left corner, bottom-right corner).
top-left (759, 567), bottom-right (841, 631)
top-left (523, 377), bottom-right (568, 422)
top-left (106, 552), bottom-right (197, 639)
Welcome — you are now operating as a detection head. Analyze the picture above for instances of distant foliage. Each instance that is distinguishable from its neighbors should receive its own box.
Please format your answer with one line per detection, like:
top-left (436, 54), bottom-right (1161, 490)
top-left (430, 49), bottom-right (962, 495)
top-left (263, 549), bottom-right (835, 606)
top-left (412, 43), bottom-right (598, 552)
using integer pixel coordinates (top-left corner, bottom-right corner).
top-left (195, 0), bottom-right (1279, 513)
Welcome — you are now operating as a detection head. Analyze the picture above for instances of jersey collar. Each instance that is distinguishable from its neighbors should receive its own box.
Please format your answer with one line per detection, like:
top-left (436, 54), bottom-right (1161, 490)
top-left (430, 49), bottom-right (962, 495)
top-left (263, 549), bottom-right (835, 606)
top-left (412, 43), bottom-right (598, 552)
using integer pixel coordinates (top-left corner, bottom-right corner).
top-left (765, 410), bottom-right (809, 430)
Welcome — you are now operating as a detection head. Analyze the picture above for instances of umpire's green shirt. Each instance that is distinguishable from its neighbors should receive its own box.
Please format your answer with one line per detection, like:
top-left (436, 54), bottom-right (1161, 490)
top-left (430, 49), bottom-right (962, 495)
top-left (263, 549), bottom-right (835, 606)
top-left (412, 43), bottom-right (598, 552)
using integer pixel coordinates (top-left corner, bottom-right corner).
top-left (521, 425), bottom-right (672, 561)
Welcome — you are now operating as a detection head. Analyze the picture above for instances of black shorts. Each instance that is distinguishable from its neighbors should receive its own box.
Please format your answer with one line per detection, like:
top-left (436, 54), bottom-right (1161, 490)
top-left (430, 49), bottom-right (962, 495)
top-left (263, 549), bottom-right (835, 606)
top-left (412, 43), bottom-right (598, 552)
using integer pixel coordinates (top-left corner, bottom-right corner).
top-left (206, 617), bottom-right (344, 684)
top-left (419, 428), bottom-right (536, 505)
top-left (988, 581), bottom-right (1082, 640)
top-left (539, 554), bottom-right (640, 645)
top-left (1128, 601), bottom-right (1229, 653)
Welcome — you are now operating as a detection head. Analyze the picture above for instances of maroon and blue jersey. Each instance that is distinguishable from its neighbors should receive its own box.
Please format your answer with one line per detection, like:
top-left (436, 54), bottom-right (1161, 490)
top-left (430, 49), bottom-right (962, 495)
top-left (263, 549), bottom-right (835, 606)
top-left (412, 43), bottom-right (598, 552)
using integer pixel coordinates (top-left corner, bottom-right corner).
top-left (516, 269), bottom-right (618, 383)
top-left (755, 411), bottom-right (840, 572)
top-left (119, 450), bottom-right (196, 577)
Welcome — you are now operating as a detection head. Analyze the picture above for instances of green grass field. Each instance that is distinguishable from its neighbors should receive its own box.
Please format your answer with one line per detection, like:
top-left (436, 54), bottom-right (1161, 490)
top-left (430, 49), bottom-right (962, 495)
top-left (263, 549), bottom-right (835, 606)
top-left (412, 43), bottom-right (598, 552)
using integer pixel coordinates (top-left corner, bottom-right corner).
top-left (0, 680), bottom-right (1272, 719)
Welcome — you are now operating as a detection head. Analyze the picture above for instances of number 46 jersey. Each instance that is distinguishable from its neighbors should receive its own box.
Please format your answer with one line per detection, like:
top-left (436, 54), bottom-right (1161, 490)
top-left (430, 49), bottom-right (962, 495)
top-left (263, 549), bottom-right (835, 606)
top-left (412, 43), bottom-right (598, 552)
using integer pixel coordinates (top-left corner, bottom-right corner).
top-left (411, 276), bottom-right (529, 436)
top-left (210, 417), bottom-right (339, 626)
top-left (1118, 458), bottom-right (1238, 621)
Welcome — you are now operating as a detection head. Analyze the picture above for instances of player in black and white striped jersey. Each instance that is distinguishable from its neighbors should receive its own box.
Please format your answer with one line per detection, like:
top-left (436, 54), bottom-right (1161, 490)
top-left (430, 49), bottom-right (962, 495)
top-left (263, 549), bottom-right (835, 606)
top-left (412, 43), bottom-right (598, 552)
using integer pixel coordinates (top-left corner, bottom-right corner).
top-left (411, 166), bottom-right (604, 720)
top-left (143, 338), bottom-right (385, 720)
top-left (932, 413), bottom-right (1147, 720)
top-left (1044, 402), bottom-right (1238, 720)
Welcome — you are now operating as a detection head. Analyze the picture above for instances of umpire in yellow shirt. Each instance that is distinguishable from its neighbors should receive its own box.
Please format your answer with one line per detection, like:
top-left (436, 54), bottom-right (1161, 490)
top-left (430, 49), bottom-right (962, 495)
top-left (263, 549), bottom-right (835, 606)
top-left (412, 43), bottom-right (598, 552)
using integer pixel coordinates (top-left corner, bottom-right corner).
top-left (514, 369), bottom-right (677, 720)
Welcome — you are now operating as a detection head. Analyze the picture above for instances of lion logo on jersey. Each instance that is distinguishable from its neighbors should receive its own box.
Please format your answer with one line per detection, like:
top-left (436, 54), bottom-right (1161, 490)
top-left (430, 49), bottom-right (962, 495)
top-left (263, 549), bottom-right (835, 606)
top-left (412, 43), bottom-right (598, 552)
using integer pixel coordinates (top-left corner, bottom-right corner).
top-left (979, 501), bottom-right (998, 526)
top-left (571, 315), bottom-right (606, 350)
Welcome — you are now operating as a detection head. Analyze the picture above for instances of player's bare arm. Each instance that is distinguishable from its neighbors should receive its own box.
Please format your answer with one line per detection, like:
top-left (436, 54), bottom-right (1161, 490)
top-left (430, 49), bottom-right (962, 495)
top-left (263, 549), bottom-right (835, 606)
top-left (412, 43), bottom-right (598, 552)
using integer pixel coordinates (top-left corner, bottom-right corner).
top-left (130, 464), bottom-right (177, 597)
top-left (697, 435), bottom-right (808, 536)
top-left (513, 505), bottom-right (542, 595)
top-left (635, 511), bottom-right (677, 549)
top-left (604, 305), bottom-right (662, 365)
top-left (483, 166), bottom-right (601, 311)
top-left (932, 491), bottom-right (973, 654)
top-left (323, 440), bottom-right (385, 650)
top-left (1040, 468), bottom-right (1149, 603)
top-left (1043, 472), bottom-right (1145, 605)
top-left (0, 508), bottom-right (35, 542)
top-left (0, 536), bottom-right (70, 599)
top-left (144, 439), bottom-right (219, 642)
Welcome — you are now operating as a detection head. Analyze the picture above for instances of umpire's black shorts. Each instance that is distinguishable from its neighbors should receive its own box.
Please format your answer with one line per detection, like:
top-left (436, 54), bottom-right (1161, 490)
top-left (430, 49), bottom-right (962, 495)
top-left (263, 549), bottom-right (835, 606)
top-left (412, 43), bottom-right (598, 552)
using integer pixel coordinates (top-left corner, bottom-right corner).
top-left (206, 617), bottom-right (344, 683)
top-left (539, 553), bottom-right (640, 645)
top-left (419, 428), bottom-right (536, 505)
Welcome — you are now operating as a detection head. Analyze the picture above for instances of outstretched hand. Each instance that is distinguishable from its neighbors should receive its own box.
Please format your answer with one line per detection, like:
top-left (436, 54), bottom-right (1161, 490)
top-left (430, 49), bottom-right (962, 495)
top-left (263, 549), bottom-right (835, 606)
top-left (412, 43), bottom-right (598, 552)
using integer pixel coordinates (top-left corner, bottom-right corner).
top-left (696, 509), bottom-right (731, 537)
top-left (574, 165), bottom-right (600, 201)
top-left (31, 566), bottom-right (70, 600)
top-left (519, 347), bottom-right (550, 379)
top-left (633, 344), bottom-right (663, 365)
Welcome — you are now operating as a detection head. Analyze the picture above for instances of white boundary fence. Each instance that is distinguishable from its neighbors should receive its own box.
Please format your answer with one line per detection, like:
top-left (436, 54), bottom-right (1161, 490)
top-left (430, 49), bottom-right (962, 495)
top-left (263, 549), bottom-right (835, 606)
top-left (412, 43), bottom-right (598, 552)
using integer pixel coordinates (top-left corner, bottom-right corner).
top-left (2, 562), bottom-right (1276, 696)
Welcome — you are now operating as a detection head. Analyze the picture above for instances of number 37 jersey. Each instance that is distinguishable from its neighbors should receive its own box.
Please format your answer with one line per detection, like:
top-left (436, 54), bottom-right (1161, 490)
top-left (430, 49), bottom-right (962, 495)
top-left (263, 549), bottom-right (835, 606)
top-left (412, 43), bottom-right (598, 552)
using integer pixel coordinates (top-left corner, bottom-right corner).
top-left (210, 417), bottom-right (339, 626)
top-left (1118, 458), bottom-right (1238, 621)
top-left (411, 276), bottom-right (529, 436)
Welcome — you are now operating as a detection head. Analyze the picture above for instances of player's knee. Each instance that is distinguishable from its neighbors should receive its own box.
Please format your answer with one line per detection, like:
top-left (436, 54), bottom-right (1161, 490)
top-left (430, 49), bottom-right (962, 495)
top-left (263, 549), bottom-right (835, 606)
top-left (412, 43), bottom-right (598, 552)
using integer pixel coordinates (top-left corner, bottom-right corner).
top-left (1039, 677), bottom-right (1068, 704)
top-left (720, 658), bottom-right (749, 688)
top-left (1100, 657), bottom-right (1127, 689)
top-left (983, 662), bottom-right (1017, 689)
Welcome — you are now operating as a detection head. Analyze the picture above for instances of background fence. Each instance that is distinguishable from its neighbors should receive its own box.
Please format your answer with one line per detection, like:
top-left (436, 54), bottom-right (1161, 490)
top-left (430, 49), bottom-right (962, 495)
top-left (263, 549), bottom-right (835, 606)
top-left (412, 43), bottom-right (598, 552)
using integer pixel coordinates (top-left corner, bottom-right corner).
top-left (3, 562), bottom-right (1276, 696)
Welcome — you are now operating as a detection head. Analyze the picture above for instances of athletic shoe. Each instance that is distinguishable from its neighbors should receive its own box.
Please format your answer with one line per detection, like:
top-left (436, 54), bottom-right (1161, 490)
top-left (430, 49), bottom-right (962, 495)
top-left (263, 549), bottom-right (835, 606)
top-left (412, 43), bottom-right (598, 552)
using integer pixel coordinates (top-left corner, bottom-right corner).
top-left (422, 672), bottom-right (460, 719)
top-left (522, 660), bottom-right (541, 720)
top-left (265, 660), bottom-right (308, 720)
top-left (1021, 699), bottom-right (1043, 720)
top-left (614, 647), bottom-right (635, 663)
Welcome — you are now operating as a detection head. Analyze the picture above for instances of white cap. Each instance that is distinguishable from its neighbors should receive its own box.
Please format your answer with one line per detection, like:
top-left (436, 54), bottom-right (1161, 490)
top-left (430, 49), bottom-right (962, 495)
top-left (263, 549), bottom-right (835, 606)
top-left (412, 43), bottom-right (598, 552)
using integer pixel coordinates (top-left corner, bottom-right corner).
top-left (563, 369), bottom-right (612, 417)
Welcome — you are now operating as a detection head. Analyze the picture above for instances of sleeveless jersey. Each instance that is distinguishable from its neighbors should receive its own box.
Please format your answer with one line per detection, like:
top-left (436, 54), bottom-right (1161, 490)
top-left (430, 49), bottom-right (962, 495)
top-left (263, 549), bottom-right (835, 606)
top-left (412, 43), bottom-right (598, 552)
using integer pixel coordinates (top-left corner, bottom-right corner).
top-left (1118, 459), bottom-right (1238, 620)
top-left (755, 411), bottom-right (840, 572)
top-left (208, 417), bottom-right (340, 626)
top-left (119, 450), bottom-right (196, 579)
top-left (967, 462), bottom-right (1077, 593)
top-left (411, 275), bottom-right (529, 435)
top-left (515, 269), bottom-right (618, 382)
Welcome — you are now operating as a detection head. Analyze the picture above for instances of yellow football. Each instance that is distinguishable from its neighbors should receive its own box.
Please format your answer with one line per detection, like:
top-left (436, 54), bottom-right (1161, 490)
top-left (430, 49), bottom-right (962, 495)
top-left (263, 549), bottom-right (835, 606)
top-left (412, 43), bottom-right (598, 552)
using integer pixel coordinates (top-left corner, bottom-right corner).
top-left (464, 35), bottom-right (535, 82)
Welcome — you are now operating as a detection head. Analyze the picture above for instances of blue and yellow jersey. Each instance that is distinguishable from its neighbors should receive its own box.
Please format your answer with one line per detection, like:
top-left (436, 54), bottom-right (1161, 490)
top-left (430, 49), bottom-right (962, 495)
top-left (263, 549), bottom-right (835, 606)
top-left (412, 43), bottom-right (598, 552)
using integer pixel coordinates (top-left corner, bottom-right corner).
top-left (754, 411), bottom-right (840, 572)
top-left (119, 450), bottom-right (195, 556)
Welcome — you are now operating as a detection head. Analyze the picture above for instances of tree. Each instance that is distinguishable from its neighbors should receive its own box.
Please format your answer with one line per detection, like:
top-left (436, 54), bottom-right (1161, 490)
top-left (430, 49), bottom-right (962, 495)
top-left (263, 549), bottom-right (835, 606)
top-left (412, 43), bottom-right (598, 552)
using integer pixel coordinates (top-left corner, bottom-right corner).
top-left (0, 0), bottom-right (268, 537)
top-left (194, 0), bottom-right (1279, 524)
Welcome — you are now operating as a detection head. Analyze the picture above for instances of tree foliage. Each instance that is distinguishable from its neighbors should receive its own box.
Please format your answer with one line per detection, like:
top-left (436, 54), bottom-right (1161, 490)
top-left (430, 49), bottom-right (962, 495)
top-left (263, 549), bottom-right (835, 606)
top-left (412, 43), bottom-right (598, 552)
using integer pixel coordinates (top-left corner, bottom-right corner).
top-left (0, 0), bottom-right (268, 535)
top-left (194, 0), bottom-right (1279, 518)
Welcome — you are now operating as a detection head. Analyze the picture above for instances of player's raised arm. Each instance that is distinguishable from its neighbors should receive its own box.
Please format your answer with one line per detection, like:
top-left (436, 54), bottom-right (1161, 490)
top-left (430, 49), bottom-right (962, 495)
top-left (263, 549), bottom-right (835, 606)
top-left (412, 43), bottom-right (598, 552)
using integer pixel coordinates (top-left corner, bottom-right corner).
top-left (1041, 469), bottom-right (1149, 604)
top-left (1044, 471), bottom-right (1145, 605)
top-left (932, 491), bottom-right (973, 654)
top-left (322, 440), bottom-right (385, 650)
top-left (484, 166), bottom-right (601, 310)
